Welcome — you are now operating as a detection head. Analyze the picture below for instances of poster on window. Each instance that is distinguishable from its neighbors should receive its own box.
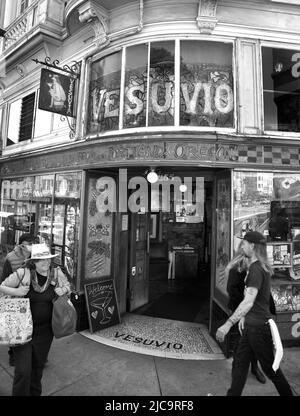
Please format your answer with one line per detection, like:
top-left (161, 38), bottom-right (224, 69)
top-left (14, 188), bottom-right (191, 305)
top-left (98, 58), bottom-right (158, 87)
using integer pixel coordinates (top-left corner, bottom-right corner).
top-left (38, 68), bottom-right (76, 117)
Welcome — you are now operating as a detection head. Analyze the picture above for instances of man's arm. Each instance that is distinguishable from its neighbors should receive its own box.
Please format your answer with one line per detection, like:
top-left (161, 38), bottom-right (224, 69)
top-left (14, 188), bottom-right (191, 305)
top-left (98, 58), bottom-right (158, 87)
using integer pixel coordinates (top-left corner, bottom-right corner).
top-left (216, 287), bottom-right (258, 342)
top-left (228, 287), bottom-right (258, 325)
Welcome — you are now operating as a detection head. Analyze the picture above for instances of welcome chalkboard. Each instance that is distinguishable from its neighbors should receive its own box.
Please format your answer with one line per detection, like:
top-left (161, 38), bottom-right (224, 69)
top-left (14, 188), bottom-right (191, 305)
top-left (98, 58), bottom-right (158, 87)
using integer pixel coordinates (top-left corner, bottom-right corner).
top-left (84, 279), bottom-right (121, 333)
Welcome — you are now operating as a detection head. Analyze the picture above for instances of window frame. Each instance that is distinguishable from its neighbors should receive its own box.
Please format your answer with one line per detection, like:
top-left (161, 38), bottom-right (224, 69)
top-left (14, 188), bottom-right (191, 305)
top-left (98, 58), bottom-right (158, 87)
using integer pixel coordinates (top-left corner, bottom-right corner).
top-left (261, 41), bottom-right (300, 138)
top-left (87, 36), bottom-right (236, 138)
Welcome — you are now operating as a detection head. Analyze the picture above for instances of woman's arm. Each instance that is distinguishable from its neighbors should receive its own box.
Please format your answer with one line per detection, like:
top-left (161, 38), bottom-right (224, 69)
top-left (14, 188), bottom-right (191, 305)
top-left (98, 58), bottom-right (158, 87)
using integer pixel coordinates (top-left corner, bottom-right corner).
top-left (0, 268), bottom-right (30, 297)
top-left (54, 267), bottom-right (71, 296)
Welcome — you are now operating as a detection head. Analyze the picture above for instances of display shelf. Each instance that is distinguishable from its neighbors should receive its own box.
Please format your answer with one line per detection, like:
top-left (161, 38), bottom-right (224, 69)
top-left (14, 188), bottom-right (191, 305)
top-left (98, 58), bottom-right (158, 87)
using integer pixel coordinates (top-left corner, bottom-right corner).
top-left (267, 241), bottom-right (293, 268)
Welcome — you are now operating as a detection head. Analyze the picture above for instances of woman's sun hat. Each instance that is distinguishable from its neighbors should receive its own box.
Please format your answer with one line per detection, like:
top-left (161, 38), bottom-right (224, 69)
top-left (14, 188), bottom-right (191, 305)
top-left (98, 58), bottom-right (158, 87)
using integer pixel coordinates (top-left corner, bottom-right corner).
top-left (30, 243), bottom-right (58, 260)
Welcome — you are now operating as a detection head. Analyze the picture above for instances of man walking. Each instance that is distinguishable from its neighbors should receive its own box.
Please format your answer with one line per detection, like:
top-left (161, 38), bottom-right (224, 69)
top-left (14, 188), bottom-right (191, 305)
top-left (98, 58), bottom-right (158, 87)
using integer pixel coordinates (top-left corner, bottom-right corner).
top-left (216, 231), bottom-right (293, 396)
top-left (1, 233), bottom-right (34, 366)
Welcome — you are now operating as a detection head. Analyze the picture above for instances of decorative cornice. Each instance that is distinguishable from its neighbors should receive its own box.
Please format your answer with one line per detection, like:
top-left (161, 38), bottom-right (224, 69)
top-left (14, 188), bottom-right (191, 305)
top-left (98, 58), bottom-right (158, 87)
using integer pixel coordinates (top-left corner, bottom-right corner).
top-left (78, 0), bottom-right (110, 48)
top-left (196, 0), bottom-right (218, 34)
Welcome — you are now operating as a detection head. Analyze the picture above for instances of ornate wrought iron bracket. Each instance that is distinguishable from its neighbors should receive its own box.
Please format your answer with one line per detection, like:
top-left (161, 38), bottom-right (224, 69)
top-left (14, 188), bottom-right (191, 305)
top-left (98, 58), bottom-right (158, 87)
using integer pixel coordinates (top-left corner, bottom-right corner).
top-left (61, 116), bottom-right (76, 140)
top-left (32, 57), bottom-right (81, 78)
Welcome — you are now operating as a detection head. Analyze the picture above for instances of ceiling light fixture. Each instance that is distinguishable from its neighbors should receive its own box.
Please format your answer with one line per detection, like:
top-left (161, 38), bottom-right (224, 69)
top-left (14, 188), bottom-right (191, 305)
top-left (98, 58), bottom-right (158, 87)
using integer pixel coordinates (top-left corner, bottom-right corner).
top-left (146, 168), bottom-right (158, 184)
top-left (179, 184), bottom-right (187, 192)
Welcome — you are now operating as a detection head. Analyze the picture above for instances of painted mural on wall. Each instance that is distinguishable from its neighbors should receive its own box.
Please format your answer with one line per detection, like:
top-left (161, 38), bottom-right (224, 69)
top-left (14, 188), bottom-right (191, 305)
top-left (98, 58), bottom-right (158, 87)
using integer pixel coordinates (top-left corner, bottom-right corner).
top-left (84, 177), bottom-right (113, 279)
top-left (215, 176), bottom-right (231, 295)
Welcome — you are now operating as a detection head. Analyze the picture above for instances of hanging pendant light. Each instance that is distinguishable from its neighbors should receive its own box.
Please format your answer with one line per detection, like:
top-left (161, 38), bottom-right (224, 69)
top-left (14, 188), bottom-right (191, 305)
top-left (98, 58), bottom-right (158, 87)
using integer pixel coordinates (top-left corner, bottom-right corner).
top-left (147, 168), bottom-right (158, 184)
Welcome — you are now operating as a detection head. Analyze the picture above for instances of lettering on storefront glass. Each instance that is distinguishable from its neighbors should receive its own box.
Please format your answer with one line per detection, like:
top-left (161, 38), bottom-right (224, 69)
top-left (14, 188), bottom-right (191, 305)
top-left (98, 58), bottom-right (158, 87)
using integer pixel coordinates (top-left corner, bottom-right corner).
top-left (89, 78), bottom-right (233, 131)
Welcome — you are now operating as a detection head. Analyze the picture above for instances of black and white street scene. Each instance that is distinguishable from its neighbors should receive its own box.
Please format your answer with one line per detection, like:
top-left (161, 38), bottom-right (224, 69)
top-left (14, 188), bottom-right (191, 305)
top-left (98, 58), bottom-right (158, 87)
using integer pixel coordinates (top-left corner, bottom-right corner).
top-left (0, 0), bottom-right (299, 404)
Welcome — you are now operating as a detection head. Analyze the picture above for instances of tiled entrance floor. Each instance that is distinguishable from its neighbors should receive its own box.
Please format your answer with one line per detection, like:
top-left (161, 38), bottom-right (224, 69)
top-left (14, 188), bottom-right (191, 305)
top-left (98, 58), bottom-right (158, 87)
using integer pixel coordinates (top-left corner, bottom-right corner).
top-left (80, 313), bottom-right (224, 360)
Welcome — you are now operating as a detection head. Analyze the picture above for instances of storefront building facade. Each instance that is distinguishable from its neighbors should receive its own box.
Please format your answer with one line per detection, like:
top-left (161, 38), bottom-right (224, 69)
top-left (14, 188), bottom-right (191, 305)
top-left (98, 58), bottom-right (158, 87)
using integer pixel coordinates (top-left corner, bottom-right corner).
top-left (0, 0), bottom-right (300, 353)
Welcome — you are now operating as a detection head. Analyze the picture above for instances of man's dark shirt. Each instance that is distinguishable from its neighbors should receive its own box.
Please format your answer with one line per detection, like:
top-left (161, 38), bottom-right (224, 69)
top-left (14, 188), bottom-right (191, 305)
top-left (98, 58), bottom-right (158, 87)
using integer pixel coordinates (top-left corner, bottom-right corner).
top-left (227, 267), bottom-right (246, 311)
top-left (245, 260), bottom-right (272, 325)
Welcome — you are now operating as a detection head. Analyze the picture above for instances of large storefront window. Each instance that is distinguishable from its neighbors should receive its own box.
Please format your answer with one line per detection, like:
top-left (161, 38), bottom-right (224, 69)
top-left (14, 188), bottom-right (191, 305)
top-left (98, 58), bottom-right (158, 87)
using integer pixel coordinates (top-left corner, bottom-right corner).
top-left (180, 41), bottom-right (233, 127)
top-left (233, 171), bottom-right (300, 312)
top-left (0, 172), bottom-right (82, 288)
top-left (87, 40), bottom-right (234, 134)
top-left (262, 47), bottom-right (300, 132)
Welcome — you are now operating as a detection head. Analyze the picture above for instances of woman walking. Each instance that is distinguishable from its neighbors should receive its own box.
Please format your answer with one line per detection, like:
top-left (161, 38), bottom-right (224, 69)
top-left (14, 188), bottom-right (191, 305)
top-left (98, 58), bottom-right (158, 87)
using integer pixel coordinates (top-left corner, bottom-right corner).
top-left (0, 243), bottom-right (71, 396)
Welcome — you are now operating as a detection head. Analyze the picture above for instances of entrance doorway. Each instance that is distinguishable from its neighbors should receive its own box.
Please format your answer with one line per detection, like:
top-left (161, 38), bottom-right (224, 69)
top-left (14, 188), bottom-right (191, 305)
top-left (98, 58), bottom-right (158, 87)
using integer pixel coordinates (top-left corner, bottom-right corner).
top-left (127, 170), bottom-right (213, 325)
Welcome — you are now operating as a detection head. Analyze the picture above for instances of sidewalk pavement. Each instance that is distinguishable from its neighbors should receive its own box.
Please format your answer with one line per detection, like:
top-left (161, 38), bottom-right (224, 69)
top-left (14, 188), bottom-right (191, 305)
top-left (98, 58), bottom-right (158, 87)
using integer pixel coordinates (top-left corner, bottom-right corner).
top-left (0, 333), bottom-right (299, 396)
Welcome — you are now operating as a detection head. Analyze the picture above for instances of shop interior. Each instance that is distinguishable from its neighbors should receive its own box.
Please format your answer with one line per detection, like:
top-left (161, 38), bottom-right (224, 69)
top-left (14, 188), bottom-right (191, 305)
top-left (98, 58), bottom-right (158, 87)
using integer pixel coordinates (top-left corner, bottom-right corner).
top-left (129, 168), bottom-right (214, 325)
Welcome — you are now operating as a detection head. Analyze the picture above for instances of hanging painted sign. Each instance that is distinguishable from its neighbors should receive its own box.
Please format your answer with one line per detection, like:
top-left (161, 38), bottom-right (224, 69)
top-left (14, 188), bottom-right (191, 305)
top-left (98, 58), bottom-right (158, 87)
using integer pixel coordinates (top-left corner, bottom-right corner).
top-left (38, 68), bottom-right (76, 117)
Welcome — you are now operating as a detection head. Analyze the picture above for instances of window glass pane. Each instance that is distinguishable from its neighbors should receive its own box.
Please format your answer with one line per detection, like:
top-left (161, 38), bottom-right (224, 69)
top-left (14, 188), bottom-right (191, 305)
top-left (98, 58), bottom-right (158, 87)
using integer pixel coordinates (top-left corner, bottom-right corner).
top-left (0, 173), bottom-right (81, 288)
top-left (180, 41), bottom-right (234, 127)
top-left (34, 108), bottom-right (52, 137)
top-left (233, 171), bottom-right (300, 245)
top-left (0, 177), bottom-right (36, 249)
top-left (88, 52), bottom-right (122, 134)
top-left (7, 99), bottom-right (22, 146)
top-left (53, 173), bottom-right (81, 287)
top-left (148, 41), bottom-right (175, 126)
top-left (262, 47), bottom-right (300, 132)
top-left (233, 171), bottom-right (300, 312)
top-left (123, 44), bottom-right (148, 128)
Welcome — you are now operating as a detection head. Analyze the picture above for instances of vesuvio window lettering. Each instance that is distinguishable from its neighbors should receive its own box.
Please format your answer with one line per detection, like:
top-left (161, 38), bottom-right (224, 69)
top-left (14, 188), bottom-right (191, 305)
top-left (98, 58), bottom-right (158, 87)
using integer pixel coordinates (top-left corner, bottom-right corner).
top-left (180, 41), bottom-right (233, 127)
top-left (87, 41), bottom-right (234, 134)
top-left (263, 47), bottom-right (300, 132)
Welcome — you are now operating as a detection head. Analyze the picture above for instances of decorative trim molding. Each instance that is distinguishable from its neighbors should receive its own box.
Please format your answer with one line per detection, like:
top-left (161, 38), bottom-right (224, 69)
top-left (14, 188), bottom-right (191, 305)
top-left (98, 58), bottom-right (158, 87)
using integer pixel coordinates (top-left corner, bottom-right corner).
top-left (196, 0), bottom-right (218, 34)
top-left (16, 63), bottom-right (26, 78)
top-left (78, 0), bottom-right (110, 48)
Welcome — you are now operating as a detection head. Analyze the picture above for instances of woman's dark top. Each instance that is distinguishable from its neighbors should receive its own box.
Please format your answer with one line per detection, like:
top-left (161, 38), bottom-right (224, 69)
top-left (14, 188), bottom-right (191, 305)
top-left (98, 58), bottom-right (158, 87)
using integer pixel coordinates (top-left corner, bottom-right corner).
top-left (26, 272), bottom-right (56, 335)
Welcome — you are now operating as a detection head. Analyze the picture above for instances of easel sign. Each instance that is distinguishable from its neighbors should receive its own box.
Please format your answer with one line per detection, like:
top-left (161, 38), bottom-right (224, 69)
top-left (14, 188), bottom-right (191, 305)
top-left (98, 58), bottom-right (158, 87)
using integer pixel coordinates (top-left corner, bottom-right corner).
top-left (84, 279), bottom-right (121, 333)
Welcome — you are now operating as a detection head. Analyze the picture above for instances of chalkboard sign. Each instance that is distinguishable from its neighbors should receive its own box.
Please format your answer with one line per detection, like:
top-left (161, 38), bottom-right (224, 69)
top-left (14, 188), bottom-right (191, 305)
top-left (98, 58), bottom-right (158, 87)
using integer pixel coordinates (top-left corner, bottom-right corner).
top-left (84, 279), bottom-right (121, 333)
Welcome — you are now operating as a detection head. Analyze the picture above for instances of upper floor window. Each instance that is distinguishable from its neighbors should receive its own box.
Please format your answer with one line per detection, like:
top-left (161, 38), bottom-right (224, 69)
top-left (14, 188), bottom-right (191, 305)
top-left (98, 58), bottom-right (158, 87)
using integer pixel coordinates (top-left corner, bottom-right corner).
top-left (20, 0), bottom-right (29, 14)
top-left (5, 90), bottom-right (68, 148)
top-left (3, 0), bottom-right (30, 28)
top-left (7, 92), bottom-right (35, 145)
top-left (87, 40), bottom-right (234, 135)
top-left (262, 47), bottom-right (300, 133)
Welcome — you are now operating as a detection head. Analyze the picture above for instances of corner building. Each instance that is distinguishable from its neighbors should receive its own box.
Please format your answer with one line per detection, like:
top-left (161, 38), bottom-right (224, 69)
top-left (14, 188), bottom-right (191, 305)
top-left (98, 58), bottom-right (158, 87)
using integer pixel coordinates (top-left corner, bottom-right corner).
top-left (0, 0), bottom-right (300, 354)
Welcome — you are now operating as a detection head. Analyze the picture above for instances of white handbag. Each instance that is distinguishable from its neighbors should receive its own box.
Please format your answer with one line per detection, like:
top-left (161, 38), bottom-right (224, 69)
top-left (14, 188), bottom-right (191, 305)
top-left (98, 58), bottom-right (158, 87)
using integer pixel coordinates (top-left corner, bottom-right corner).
top-left (0, 296), bottom-right (33, 346)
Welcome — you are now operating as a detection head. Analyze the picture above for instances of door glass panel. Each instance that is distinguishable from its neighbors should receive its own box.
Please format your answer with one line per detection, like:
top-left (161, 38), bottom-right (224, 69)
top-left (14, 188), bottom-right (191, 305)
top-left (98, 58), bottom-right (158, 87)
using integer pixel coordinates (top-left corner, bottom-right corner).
top-left (84, 176), bottom-right (115, 282)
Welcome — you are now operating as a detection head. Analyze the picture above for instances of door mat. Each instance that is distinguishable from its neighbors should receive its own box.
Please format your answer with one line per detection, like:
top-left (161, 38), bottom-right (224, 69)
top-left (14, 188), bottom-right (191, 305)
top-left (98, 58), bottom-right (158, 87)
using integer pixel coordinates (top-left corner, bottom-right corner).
top-left (80, 314), bottom-right (224, 360)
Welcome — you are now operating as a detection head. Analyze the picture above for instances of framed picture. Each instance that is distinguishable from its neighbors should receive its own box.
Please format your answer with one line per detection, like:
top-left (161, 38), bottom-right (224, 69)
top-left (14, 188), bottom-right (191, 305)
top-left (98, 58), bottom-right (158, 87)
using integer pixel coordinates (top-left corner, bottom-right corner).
top-left (150, 214), bottom-right (157, 239)
top-left (267, 242), bottom-right (292, 267)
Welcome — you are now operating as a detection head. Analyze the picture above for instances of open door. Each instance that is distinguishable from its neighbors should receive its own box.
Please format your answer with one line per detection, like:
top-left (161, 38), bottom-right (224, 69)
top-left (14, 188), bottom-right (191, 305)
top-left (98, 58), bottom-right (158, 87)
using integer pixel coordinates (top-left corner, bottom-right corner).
top-left (128, 212), bottom-right (150, 311)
